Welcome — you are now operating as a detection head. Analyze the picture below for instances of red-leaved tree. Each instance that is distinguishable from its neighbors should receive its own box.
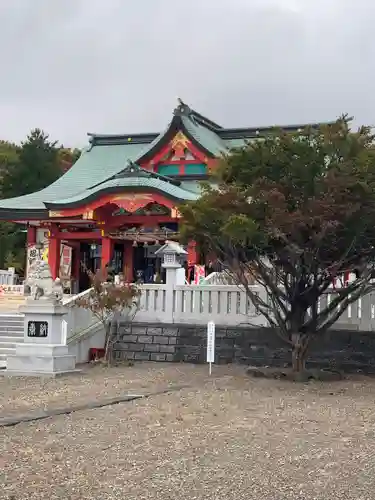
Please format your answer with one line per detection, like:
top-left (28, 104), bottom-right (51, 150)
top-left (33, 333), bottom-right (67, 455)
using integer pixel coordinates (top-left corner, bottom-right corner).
top-left (180, 117), bottom-right (375, 374)
top-left (76, 270), bottom-right (140, 364)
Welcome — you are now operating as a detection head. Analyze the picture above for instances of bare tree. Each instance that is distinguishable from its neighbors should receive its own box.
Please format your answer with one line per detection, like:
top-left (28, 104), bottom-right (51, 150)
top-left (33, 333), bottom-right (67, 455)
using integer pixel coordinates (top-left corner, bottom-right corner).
top-left (76, 270), bottom-right (140, 364)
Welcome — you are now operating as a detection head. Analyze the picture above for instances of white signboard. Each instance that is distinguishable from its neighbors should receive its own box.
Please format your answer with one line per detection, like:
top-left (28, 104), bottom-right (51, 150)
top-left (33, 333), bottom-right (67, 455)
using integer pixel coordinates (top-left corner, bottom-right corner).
top-left (207, 321), bottom-right (215, 374)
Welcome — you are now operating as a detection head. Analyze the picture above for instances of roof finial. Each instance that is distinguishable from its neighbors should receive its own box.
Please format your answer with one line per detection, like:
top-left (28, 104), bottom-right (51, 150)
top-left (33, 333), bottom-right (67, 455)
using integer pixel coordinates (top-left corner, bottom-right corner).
top-left (174, 98), bottom-right (191, 117)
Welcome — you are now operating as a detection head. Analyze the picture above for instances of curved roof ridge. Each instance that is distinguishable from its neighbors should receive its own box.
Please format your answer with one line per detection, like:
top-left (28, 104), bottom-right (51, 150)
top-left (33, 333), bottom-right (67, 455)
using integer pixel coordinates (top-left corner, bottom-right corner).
top-left (89, 161), bottom-right (181, 189)
top-left (44, 176), bottom-right (199, 209)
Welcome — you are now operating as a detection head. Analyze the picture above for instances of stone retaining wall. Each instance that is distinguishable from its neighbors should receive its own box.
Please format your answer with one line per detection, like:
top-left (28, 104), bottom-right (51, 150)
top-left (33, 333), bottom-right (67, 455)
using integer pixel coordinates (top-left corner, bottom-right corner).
top-left (113, 323), bottom-right (375, 372)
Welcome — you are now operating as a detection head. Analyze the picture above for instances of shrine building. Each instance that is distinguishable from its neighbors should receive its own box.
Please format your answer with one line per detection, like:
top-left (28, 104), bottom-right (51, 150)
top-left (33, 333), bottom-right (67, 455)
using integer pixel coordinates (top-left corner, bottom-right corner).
top-left (0, 100), bottom-right (322, 292)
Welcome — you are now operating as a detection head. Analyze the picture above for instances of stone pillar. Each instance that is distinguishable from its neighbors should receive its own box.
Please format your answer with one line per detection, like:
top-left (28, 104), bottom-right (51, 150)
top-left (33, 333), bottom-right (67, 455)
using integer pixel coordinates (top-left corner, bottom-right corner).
top-left (163, 261), bottom-right (181, 323)
top-left (48, 236), bottom-right (60, 280)
top-left (6, 298), bottom-right (77, 377)
top-left (123, 241), bottom-right (134, 282)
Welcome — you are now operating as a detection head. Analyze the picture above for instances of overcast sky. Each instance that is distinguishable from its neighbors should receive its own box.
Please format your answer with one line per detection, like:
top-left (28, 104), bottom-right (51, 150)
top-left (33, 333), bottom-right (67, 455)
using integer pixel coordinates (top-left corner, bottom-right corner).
top-left (0, 0), bottom-right (373, 147)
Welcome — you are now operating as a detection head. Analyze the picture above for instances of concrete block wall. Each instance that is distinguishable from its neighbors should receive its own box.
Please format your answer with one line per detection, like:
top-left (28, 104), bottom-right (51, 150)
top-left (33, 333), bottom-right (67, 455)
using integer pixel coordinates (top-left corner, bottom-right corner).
top-left (113, 322), bottom-right (375, 373)
top-left (114, 324), bottom-right (178, 362)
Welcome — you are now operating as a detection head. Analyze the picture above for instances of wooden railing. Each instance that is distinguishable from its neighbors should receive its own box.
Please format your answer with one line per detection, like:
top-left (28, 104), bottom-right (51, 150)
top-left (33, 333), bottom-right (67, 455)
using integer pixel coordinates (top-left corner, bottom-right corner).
top-left (135, 284), bottom-right (268, 326)
top-left (135, 284), bottom-right (375, 330)
top-left (62, 288), bottom-right (99, 340)
top-left (61, 284), bottom-right (375, 349)
top-left (0, 268), bottom-right (19, 286)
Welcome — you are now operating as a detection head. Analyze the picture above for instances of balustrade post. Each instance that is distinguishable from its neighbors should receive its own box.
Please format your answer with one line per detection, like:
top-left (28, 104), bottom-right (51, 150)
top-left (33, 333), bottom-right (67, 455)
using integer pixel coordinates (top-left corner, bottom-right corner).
top-left (155, 242), bottom-right (187, 324)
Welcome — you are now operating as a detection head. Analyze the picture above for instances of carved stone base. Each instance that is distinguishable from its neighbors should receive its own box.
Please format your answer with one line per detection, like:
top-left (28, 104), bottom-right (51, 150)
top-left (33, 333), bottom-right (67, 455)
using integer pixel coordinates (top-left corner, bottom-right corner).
top-left (5, 343), bottom-right (77, 377)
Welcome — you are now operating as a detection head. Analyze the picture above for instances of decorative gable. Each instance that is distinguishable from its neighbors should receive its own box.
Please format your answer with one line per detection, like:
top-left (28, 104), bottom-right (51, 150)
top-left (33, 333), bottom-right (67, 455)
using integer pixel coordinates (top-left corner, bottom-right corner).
top-left (144, 130), bottom-right (212, 177)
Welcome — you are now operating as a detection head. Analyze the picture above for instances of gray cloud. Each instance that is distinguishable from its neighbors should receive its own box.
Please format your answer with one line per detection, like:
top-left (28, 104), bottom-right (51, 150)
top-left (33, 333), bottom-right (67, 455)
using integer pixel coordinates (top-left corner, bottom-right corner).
top-left (0, 0), bottom-right (373, 146)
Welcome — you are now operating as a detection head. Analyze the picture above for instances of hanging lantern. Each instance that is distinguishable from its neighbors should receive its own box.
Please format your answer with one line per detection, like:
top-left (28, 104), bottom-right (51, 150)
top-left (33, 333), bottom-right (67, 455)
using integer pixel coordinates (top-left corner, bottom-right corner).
top-left (132, 240), bottom-right (138, 247)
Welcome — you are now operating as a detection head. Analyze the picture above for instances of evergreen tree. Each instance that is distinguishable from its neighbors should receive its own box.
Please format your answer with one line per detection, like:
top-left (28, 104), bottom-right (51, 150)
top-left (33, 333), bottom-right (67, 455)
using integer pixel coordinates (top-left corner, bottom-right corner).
top-left (0, 140), bottom-right (20, 175)
top-left (1, 128), bottom-right (60, 198)
top-left (0, 130), bottom-right (73, 273)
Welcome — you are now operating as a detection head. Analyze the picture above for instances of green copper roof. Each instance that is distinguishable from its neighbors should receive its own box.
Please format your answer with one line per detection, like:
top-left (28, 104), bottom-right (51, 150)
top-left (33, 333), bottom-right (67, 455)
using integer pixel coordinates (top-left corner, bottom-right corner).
top-left (0, 98), bottom-right (329, 219)
top-left (50, 177), bottom-right (199, 206)
top-left (181, 116), bottom-right (228, 156)
top-left (0, 142), bottom-right (147, 211)
top-left (223, 138), bottom-right (251, 149)
top-left (46, 176), bottom-right (198, 209)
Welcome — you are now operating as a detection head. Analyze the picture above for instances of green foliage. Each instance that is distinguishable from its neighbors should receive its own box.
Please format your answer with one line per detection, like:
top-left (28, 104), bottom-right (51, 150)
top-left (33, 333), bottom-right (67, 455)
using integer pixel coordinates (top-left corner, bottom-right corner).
top-left (0, 129), bottom-right (78, 272)
top-left (0, 141), bottom-right (20, 175)
top-left (180, 116), bottom-right (375, 372)
top-left (4, 249), bottom-right (25, 272)
top-left (1, 129), bottom-right (61, 198)
top-left (0, 222), bottom-right (25, 274)
top-left (58, 147), bottom-right (81, 172)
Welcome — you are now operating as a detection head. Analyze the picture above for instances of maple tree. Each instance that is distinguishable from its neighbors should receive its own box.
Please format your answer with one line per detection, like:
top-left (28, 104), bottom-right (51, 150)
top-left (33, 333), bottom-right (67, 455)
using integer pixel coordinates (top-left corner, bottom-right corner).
top-left (76, 270), bottom-right (140, 364)
top-left (180, 117), bottom-right (375, 374)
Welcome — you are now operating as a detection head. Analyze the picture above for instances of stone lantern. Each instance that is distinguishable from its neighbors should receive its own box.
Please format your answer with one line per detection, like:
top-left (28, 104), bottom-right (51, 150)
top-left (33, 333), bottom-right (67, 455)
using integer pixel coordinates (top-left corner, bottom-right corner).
top-left (155, 241), bottom-right (187, 285)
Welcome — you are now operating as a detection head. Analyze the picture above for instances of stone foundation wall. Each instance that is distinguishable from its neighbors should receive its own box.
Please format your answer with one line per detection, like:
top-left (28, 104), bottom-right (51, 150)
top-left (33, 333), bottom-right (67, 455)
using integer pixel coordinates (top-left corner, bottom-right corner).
top-left (113, 323), bottom-right (375, 372)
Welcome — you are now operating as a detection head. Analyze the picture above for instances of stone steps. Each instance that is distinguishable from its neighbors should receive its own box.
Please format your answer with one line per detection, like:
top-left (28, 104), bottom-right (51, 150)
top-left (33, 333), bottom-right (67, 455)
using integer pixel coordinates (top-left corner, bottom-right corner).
top-left (0, 296), bottom-right (25, 313)
top-left (0, 314), bottom-right (24, 368)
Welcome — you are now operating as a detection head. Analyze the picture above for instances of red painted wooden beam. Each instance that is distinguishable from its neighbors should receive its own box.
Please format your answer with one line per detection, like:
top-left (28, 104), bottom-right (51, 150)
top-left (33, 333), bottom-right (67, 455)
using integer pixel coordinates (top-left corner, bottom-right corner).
top-left (158, 159), bottom-right (205, 165)
top-left (104, 215), bottom-right (177, 228)
top-left (140, 142), bottom-right (171, 167)
top-left (51, 192), bottom-right (176, 218)
top-left (57, 231), bottom-right (102, 240)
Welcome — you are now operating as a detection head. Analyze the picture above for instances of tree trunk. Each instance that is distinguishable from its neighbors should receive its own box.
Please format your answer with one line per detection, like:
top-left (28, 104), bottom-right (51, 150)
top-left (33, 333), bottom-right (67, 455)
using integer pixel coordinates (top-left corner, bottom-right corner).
top-left (104, 321), bottom-right (112, 364)
top-left (104, 315), bottom-right (120, 366)
top-left (291, 333), bottom-right (309, 373)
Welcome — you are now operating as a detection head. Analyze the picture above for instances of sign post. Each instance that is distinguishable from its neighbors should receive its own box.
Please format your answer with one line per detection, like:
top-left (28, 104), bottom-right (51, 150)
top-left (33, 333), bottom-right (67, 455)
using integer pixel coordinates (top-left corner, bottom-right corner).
top-left (207, 320), bottom-right (215, 375)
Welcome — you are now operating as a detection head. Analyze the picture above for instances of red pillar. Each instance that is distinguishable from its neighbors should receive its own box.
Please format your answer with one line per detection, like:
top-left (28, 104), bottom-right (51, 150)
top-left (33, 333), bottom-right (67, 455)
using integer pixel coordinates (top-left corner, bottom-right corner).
top-left (187, 241), bottom-right (198, 267)
top-left (48, 236), bottom-right (60, 280)
top-left (123, 241), bottom-right (134, 282)
top-left (27, 226), bottom-right (36, 247)
top-left (187, 241), bottom-right (198, 284)
top-left (101, 237), bottom-right (113, 271)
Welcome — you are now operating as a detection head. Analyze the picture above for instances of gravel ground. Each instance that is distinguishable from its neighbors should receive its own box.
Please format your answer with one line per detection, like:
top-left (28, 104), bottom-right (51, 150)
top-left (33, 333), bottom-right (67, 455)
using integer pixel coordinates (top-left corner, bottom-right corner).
top-left (1, 363), bottom-right (375, 499)
top-left (0, 363), bottom-right (200, 416)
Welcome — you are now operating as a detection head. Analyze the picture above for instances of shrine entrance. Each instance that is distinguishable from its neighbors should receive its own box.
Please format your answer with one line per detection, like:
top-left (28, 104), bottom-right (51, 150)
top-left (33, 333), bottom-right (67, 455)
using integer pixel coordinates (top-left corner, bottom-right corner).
top-left (47, 193), bottom-right (196, 291)
top-left (77, 237), bottom-right (182, 291)
top-left (108, 223), bottom-right (183, 284)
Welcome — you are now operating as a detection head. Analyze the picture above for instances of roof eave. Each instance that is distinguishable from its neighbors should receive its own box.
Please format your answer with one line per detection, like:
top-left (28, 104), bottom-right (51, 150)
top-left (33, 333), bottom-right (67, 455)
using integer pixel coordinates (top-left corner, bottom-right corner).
top-left (0, 208), bottom-right (49, 221)
top-left (88, 132), bottom-right (158, 146)
top-left (218, 121), bottom-right (335, 140)
top-left (190, 110), bottom-right (222, 130)
top-left (44, 184), bottom-right (196, 211)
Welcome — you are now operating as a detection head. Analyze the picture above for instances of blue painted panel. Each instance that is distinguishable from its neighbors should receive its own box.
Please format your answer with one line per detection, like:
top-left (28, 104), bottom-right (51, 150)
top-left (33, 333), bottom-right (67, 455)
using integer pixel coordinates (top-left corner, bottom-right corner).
top-left (157, 163), bottom-right (207, 176)
top-left (185, 163), bottom-right (207, 175)
top-left (158, 164), bottom-right (180, 176)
